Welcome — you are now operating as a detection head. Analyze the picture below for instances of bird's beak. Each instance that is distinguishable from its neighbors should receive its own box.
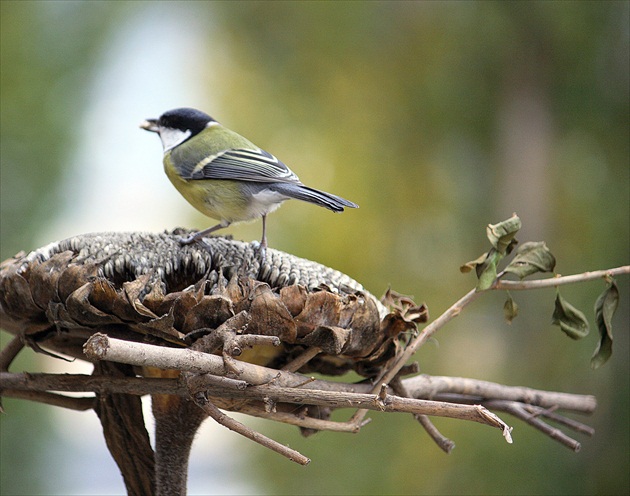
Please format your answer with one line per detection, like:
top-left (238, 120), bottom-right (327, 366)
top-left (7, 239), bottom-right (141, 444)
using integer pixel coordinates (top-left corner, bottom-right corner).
top-left (140, 118), bottom-right (159, 133)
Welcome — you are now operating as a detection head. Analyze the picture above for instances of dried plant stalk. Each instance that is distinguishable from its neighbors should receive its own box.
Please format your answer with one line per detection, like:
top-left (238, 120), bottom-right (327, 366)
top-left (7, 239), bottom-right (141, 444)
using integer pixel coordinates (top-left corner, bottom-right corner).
top-left (0, 231), bottom-right (600, 495)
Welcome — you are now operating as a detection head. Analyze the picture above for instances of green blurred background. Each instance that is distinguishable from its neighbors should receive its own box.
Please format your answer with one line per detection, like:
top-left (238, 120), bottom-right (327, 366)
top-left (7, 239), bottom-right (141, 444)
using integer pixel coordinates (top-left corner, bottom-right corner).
top-left (1, 1), bottom-right (628, 494)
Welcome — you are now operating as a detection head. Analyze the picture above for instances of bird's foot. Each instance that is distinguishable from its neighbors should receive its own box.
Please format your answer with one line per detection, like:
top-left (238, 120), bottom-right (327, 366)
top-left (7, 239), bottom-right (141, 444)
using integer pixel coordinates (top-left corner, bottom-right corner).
top-left (176, 233), bottom-right (200, 245)
top-left (251, 239), bottom-right (268, 264)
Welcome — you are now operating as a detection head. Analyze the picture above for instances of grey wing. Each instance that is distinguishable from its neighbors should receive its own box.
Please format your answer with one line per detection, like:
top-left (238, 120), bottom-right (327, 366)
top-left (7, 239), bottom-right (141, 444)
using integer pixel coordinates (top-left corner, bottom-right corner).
top-left (189, 148), bottom-right (301, 184)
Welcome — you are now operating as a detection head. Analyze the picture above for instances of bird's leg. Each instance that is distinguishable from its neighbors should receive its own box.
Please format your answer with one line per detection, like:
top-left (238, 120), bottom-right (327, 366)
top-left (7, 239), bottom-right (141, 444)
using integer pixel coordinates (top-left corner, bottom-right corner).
top-left (178, 220), bottom-right (231, 245)
top-left (251, 215), bottom-right (268, 262)
top-left (260, 215), bottom-right (268, 249)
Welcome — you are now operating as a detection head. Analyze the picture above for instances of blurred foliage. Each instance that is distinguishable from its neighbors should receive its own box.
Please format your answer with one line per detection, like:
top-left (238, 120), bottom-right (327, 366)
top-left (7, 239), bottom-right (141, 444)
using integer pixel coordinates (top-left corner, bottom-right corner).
top-left (1, 1), bottom-right (628, 495)
top-left (0, 0), bottom-right (125, 260)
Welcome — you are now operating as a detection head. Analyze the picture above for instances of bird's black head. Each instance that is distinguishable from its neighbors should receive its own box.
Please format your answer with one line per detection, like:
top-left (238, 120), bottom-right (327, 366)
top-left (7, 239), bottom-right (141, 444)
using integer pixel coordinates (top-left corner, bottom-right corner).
top-left (157, 107), bottom-right (215, 136)
top-left (141, 107), bottom-right (217, 151)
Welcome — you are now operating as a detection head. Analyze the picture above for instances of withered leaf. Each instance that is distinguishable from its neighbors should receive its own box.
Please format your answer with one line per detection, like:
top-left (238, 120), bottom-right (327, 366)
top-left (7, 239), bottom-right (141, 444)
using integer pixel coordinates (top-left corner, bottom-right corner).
top-left (591, 280), bottom-right (619, 369)
top-left (337, 293), bottom-right (381, 357)
top-left (552, 291), bottom-right (589, 340)
top-left (380, 312), bottom-right (417, 339)
top-left (298, 325), bottom-right (351, 355)
top-left (29, 251), bottom-right (74, 309)
top-left (460, 251), bottom-right (489, 274)
top-left (123, 275), bottom-right (158, 319)
top-left (246, 282), bottom-right (297, 342)
top-left (136, 311), bottom-right (186, 345)
top-left (461, 249), bottom-right (503, 291)
top-left (170, 290), bottom-right (203, 330)
top-left (504, 241), bottom-right (556, 279)
top-left (65, 282), bottom-right (123, 326)
top-left (183, 295), bottom-right (234, 333)
top-left (279, 284), bottom-right (308, 316)
top-left (88, 279), bottom-right (120, 314)
top-left (477, 249), bottom-right (502, 291)
top-left (503, 293), bottom-right (519, 325)
top-left (57, 262), bottom-right (99, 303)
top-left (295, 291), bottom-right (344, 337)
top-left (486, 214), bottom-right (521, 254)
top-left (0, 261), bottom-right (42, 321)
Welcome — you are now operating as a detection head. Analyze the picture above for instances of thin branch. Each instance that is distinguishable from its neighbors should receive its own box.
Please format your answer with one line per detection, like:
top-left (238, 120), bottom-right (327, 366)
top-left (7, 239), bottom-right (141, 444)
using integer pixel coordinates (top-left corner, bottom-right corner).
top-left (414, 414), bottom-right (456, 453)
top-left (391, 376), bottom-right (455, 453)
top-left (3, 361), bottom-right (510, 436)
top-left (0, 335), bottom-right (23, 371)
top-left (234, 404), bottom-right (368, 433)
top-left (495, 265), bottom-right (629, 290)
top-left (405, 375), bottom-right (597, 413)
top-left (0, 372), bottom-right (183, 396)
top-left (349, 288), bottom-right (482, 428)
top-left (380, 264), bottom-right (629, 391)
top-left (1, 364), bottom-right (596, 422)
top-left (483, 400), bottom-right (583, 452)
top-left (0, 363), bottom-right (596, 451)
top-left (83, 334), bottom-right (343, 391)
top-left (1, 389), bottom-right (94, 411)
top-left (345, 265), bottom-right (626, 429)
top-left (520, 406), bottom-right (595, 436)
top-left (189, 391), bottom-right (311, 466)
top-left (212, 380), bottom-right (514, 432)
top-left (379, 289), bottom-right (481, 389)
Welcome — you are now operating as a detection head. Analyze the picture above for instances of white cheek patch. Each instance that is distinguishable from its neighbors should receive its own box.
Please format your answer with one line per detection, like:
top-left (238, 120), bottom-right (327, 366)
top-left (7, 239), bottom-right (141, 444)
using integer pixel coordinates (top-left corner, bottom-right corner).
top-left (159, 127), bottom-right (192, 152)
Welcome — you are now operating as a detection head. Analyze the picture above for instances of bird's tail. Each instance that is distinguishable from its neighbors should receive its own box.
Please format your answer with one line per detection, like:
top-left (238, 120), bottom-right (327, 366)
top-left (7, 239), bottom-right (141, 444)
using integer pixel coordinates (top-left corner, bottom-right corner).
top-left (273, 183), bottom-right (358, 212)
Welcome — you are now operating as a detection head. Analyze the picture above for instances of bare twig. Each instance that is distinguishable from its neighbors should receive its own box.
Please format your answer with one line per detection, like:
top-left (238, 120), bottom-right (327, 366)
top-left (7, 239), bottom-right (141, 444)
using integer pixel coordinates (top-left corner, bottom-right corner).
top-left (281, 347), bottom-right (321, 372)
top-left (344, 265), bottom-right (627, 432)
top-left (189, 391), bottom-right (310, 466)
top-left (496, 265), bottom-right (630, 290)
top-left (405, 375), bottom-right (597, 413)
top-left (521, 406), bottom-right (595, 436)
top-left (349, 288), bottom-right (482, 428)
top-left (1, 389), bottom-right (94, 410)
top-left (0, 372), bottom-right (183, 396)
top-left (483, 400), bottom-right (583, 451)
top-left (414, 414), bottom-right (456, 453)
top-left (83, 334), bottom-right (335, 390)
top-left (0, 335), bottom-right (23, 371)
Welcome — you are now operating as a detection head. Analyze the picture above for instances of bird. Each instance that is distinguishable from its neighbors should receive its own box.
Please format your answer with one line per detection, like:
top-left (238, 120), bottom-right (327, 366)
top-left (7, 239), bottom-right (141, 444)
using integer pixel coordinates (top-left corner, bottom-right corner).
top-left (140, 107), bottom-right (358, 247)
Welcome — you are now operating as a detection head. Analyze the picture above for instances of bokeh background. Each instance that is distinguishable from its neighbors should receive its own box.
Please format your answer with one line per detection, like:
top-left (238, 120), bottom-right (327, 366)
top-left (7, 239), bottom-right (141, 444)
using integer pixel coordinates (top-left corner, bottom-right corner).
top-left (1, 1), bottom-right (628, 495)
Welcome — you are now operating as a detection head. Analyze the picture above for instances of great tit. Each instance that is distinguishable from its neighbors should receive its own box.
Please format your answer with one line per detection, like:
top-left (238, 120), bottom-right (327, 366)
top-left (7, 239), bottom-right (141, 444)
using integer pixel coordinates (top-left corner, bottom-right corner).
top-left (141, 107), bottom-right (358, 247)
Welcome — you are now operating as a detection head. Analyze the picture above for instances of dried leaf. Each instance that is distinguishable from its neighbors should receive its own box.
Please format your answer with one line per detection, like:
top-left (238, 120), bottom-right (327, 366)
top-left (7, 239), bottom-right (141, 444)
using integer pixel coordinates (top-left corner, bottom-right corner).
top-left (29, 251), bottom-right (74, 309)
top-left (337, 293), bottom-right (382, 356)
top-left (182, 295), bottom-right (234, 333)
top-left (460, 251), bottom-right (489, 274)
top-left (65, 282), bottom-right (122, 326)
top-left (170, 290), bottom-right (203, 330)
top-left (298, 325), bottom-right (351, 355)
top-left (552, 291), bottom-right (589, 340)
top-left (504, 241), bottom-right (556, 279)
top-left (280, 284), bottom-right (308, 316)
top-left (379, 312), bottom-right (417, 338)
top-left (486, 214), bottom-right (521, 255)
top-left (57, 262), bottom-right (99, 302)
top-left (123, 275), bottom-right (159, 319)
top-left (89, 278), bottom-right (121, 313)
top-left (245, 282), bottom-right (297, 342)
top-left (591, 280), bottom-right (619, 369)
top-left (136, 312), bottom-right (186, 345)
top-left (295, 291), bottom-right (344, 337)
top-left (0, 261), bottom-right (42, 321)
top-left (477, 249), bottom-right (502, 291)
top-left (503, 293), bottom-right (519, 324)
